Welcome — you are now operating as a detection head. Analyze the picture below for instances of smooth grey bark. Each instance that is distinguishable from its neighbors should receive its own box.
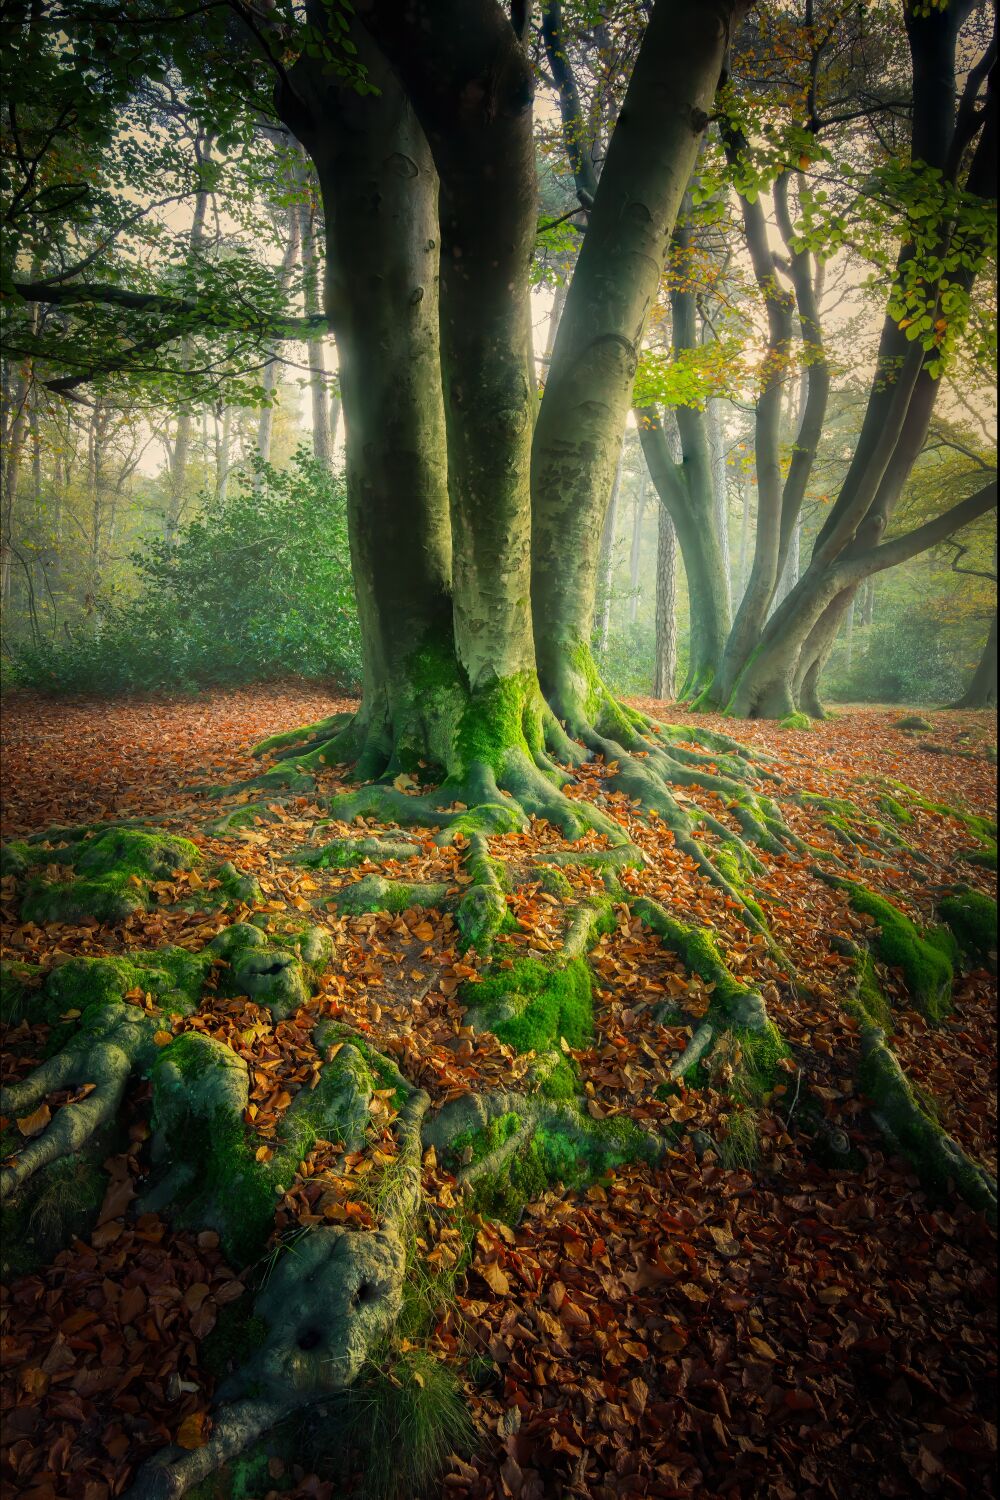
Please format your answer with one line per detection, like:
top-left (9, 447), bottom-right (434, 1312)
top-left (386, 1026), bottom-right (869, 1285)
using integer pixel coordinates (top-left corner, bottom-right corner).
top-left (540, 0), bottom-right (598, 205)
top-left (255, 205), bottom-right (302, 477)
top-left (365, 0), bottom-right (540, 690)
top-left (628, 470), bottom-right (647, 625)
top-left (732, 480), bottom-right (999, 718)
top-left (653, 502), bottom-right (677, 699)
top-left (165, 142), bottom-right (212, 542)
top-left (530, 0), bottom-right (746, 722)
top-left (280, 17), bottom-right (452, 754)
top-left (595, 448), bottom-right (623, 653)
top-left (952, 608), bottom-right (997, 708)
top-left (296, 147), bottom-right (333, 468)
top-left (737, 466), bottom-right (751, 597)
top-left (636, 396), bottom-right (731, 698)
top-left (707, 397), bottom-right (732, 615)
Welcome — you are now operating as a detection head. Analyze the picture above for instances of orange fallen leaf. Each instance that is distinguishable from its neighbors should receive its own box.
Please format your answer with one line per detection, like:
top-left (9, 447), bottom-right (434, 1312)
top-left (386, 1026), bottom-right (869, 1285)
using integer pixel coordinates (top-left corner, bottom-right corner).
top-left (176, 1411), bottom-right (210, 1450)
top-left (16, 1103), bottom-right (51, 1138)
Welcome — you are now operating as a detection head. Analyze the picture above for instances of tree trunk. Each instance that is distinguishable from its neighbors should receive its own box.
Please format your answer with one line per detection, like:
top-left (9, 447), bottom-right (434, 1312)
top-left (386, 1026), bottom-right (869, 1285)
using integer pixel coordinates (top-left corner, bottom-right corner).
top-left (166, 146), bottom-right (212, 542)
top-left (707, 397), bottom-right (731, 616)
top-left (216, 407), bottom-right (232, 500)
top-left (0, 368), bottom-right (29, 609)
top-left (595, 448), bottom-right (623, 654)
top-left (296, 147), bottom-right (334, 468)
top-left (628, 471), bottom-right (647, 625)
top-left (281, 32), bottom-right (452, 767)
top-left (952, 610), bottom-right (998, 709)
top-left (737, 466), bottom-right (751, 597)
top-left (530, 0), bottom-right (740, 726)
top-left (256, 207), bottom-right (302, 476)
top-left (636, 402), bottom-right (731, 700)
top-left (653, 501), bottom-right (677, 699)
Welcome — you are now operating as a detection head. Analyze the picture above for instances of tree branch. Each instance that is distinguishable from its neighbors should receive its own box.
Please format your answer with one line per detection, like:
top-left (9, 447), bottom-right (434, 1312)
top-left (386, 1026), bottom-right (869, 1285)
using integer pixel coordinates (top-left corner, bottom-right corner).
top-left (11, 280), bottom-right (327, 341)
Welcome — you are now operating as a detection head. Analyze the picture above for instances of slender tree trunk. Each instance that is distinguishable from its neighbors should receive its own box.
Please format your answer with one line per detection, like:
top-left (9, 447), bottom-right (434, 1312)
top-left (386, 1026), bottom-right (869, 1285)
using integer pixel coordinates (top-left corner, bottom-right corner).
top-left (540, 279), bottom-right (568, 380)
top-left (166, 145), bottom-right (212, 542)
top-left (653, 502), bottom-right (677, 699)
top-left (737, 467), bottom-right (751, 597)
top-left (860, 574), bottom-right (875, 627)
top-left (707, 398), bottom-right (731, 615)
top-left (595, 448), bottom-right (623, 654)
top-left (297, 147), bottom-right (333, 468)
top-left (216, 407), bottom-right (232, 500)
top-left (772, 518), bottom-right (800, 611)
top-left (628, 471), bottom-right (647, 625)
top-left (256, 207), bottom-right (302, 476)
top-left (636, 400), bottom-right (731, 699)
top-left (952, 609), bottom-right (998, 709)
top-left (0, 369), bottom-right (29, 609)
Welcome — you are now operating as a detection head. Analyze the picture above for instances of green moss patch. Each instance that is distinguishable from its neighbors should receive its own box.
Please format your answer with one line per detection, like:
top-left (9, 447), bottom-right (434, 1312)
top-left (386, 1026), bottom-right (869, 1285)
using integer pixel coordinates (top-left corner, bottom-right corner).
top-left (10, 825), bottom-right (203, 926)
top-left (462, 955), bottom-right (593, 1053)
top-left (449, 1107), bottom-right (657, 1226)
top-left (779, 712), bottom-right (814, 731)
top-left (892, 715), bottom-right (933, 731)
top-left (858, 1036), bottom-right (996, 1221)
top-left (836, 880), bottom-right (955, 1022)
top-left (937, 887), bottom-right (997, 969)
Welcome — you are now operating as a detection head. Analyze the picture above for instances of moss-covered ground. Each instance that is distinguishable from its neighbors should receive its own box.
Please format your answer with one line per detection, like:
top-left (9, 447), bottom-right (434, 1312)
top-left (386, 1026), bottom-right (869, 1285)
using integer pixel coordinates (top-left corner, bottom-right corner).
top-left (1, 691), bottom-right (995, 1500)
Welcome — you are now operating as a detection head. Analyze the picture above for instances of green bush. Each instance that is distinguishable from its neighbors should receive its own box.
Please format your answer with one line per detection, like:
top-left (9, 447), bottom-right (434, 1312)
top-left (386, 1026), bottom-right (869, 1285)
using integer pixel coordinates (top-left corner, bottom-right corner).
top-left (6, 450), bottom-right (361, 696)
top-left (825, 612), bottom-right (979, 707)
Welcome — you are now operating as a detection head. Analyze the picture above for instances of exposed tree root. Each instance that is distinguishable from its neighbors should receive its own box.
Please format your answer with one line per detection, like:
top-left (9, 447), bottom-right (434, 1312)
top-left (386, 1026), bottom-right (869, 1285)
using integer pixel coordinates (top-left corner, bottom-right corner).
top-left (837, 944), bottom-right (997, 1226)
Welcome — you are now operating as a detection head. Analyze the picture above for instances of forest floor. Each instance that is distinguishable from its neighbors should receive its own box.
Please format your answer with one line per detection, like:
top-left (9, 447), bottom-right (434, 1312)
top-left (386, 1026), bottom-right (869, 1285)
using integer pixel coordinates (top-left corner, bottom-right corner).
top-left (1, 685), bottom-right (997, 1500)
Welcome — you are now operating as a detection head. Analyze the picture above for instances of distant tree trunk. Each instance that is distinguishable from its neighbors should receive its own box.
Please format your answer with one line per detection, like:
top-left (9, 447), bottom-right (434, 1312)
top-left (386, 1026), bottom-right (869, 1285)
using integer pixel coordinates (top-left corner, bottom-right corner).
top-left (297, 147), bottom-right (333, 467)
top-left (1, 368), bottom-right (29, 608)
top-left (595, 449), bottom-right (623, 654)
top-left (637, 398), bottom-right (731, 698)
top-left (952, 609), bottom-right (997, 708)
top-left (653, 502), bottom-right (677, 699)
top-left (860, 574), bottom-right (876, 627)
top-left (540, 279), bottom-right (568, 380)
top-left (256, 207), bottom-right (302, 476)
top-left (330, 391), bottom-right (342, 453)
top-left (216, 406), bottom-right (232, 500)
top-left (707, 398), bottom-right (731, 615)
top-left (737, 466), bottom-right (751, 597)
top-left (86, 400), bottom-right (110, 619)
top-left (628, 469), bottom-right (647, 625)
top-left (166, 139), bottom-right (212, 543)
top-left (772, 518), bottom-right (800, 612)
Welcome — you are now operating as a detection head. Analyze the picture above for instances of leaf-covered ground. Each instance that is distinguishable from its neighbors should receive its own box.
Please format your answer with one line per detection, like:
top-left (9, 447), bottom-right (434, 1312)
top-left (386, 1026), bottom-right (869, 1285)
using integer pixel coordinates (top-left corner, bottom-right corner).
top-left (1, 686), bottom-right (996, 1500)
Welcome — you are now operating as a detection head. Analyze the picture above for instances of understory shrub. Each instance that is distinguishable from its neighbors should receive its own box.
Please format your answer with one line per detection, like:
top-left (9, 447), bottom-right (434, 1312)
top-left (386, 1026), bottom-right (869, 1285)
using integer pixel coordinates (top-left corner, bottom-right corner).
top-left (825, 611), bottom-right (985, 707)
top-left (5, 451), bottom-right (361, 696)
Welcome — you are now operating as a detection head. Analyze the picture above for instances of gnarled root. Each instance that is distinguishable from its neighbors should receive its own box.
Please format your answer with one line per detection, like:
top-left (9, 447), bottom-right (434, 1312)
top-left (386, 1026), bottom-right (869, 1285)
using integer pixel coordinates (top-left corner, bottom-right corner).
top-left (859, 1024), bottom-right (997, 1226)
top-left (127, 1038), bottom-right (429, 1500)
top-left (1, 1004), bottom-right (156, 1201)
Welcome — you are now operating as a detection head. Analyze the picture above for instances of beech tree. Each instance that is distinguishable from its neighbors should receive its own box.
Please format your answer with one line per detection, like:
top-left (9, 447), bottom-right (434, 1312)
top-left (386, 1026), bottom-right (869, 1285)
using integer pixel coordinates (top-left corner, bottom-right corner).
top-left (2, 5), bottom-right (997, 1497)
